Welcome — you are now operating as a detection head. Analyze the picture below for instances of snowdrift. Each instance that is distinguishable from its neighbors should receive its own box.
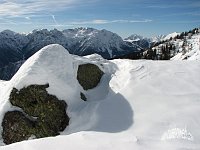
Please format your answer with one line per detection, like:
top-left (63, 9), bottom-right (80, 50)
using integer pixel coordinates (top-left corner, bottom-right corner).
top-left (0, 44), bottom-right (200, 150)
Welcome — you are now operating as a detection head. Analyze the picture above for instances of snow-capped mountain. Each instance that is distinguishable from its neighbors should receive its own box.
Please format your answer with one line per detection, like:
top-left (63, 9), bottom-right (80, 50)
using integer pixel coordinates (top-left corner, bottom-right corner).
top-left (0, 28), bottom-right (140, 61)
top-left (124, 34), bottom-right (146, 42)
top-left (0, 60), bottom-right (25, 80)
top-left (150, 34), bottom-right (166, 43)
top-left (63, 27), bottom-right (140, 58)
top-left (24, 29), bottom-right (67, 59)
top-left (0, 28), bottom-right (198, 81)
top-left (0, 28), bottom-right (141, 80)
top-left (0, 44), bottom-right (200, 149)
top-left (124, 34), bottom-right (151, 49)
top-left (163, 32), bottom-right (180, 41)
top-left (0, 30), bottom-right (28, 68)
top-left (124, 32), bottom-right (180, 49)
top-left (23, 27), bottom-right (139, 59)
top-left (150, 32), bottom-right (180, 43)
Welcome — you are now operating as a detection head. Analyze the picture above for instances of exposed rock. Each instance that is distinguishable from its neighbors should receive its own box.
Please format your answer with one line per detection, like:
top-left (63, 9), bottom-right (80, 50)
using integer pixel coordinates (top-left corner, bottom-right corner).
top-left (80, 92), bottom-right (87, 101)
top-left (2, 84), bottom-right (69, 144)
top-left (2, 111), bottom-right (36, 145)
top-left (77, 63), bottom-right (104, 90)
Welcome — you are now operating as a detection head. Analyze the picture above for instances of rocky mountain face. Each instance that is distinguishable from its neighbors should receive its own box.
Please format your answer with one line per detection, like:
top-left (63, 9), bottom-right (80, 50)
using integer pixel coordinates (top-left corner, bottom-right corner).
top-left (0, 28), bottom-right (141, 80)
top-left (0, 30), bottom-right (28, 68)
top-left (0, 27), bottom-right (195, 80)
top-left (0, 60), bottom-right (25, 80)
top-left (124, 33), bottom-right (181, 50)
top-left (124, 34), bottom-right (151, 49)
top-left (62, 28), bottom-right (140, 58)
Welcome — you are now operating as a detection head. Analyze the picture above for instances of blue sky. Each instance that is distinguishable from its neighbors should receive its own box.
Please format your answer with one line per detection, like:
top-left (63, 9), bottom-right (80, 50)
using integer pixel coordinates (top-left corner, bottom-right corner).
top-left (0, 0), bottom-right (199, 38)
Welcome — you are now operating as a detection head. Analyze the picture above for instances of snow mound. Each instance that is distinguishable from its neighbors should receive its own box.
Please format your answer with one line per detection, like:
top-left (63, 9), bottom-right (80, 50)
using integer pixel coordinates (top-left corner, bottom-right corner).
top-left (0, 44), bottom-right (109, 144)
top-left (1, 48), bottom-right (200, 149)
top-left (5, 44), bottom-right (81, 111)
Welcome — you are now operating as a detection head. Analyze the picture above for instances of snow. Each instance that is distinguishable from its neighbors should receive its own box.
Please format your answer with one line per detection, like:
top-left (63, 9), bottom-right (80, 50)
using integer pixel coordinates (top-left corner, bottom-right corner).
top-left (124, 34), bottom-right (146, 42)
top-left (150, 34), bottom-right (166, 43)
top-left (163, 32), bottom-right (180, 41)
top-left (62, 27), bottom-right (131, 58)
top-left (1, 44), bottom-right (200, 149)
top-left (161, 128), bottom-right (194, 141)
top-left (0, 30), bottom-right (29, 53)
top-left (171, 34), bottom-right (200, 60)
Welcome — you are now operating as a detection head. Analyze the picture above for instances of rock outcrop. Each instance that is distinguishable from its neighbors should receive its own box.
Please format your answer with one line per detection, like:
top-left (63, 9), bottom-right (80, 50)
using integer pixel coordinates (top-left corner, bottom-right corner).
top-left (77, 63), bottom-right (104, 90)
top-left (2, 84), bottom-right (69, 145)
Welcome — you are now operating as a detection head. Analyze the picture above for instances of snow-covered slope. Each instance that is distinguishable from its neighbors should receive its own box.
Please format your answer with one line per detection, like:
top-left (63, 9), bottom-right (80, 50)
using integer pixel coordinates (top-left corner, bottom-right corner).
top-left (150, 34), bottom-right (166, 43)
top-left (148, 29), bottom-right (200, 60)
top-left (0, 30), bottom-right (28, 68)
top-left (163, 32), bottom-right (180, 41)
top-left (171, 34), bottom-right (200, 60)
top-left (124, 32), bottom-right (180, 50)
top-left (150, 32), bottom-right (179, 43)
top-left (0, 44), bottom-right (200, 149)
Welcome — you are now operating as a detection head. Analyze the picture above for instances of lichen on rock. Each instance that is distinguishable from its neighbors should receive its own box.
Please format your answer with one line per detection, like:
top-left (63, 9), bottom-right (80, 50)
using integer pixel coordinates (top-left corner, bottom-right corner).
top-left (77, 63), bottom-right (104, 90)
top-left (2, 84), bottom-right (69, 145)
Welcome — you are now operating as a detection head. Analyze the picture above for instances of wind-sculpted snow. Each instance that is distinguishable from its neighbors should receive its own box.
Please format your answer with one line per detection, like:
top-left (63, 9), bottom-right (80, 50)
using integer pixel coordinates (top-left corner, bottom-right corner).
top-left (161, 128), bottom-right (194, 141)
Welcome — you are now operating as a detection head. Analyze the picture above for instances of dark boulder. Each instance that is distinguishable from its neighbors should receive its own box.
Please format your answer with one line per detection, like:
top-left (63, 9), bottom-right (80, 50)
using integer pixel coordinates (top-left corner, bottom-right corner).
top-left (77, 64), bottom-right (104, 90)
top-left (80, 92), bottom-right (87, 101)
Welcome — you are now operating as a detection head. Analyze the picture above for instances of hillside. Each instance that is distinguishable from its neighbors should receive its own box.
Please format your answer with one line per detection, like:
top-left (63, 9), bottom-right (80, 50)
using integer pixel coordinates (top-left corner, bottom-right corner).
top-left (142, 28), bottom-right (200, 60)
top-left (0, 44), bottom-right (200, 149)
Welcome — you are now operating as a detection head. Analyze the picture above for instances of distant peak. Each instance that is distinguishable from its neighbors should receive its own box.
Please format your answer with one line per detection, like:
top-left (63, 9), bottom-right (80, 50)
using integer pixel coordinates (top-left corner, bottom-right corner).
top-left (1, 29), bottom-right (16, 35)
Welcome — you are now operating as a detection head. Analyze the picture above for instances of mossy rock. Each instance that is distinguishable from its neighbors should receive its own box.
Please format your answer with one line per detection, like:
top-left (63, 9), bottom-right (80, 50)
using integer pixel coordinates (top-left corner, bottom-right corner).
top-left (2, 84), bottom-right (69, 145)
top-left (2, 111), bottom-right (36, 144)
top-left (77, 64), bottom-right (104, 90)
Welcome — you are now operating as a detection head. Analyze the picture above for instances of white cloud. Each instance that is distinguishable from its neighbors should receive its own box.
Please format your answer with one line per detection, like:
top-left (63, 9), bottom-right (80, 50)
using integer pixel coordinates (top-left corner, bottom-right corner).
top-left (50, 14), bottom-right (59, 25)
top-left (0, 0), bottom-right (93, 17)
top-left (69, 19), bottom-right (152, 25)
top-left (70, 20), bottom-right (108, 25)
top-left (25, 16), bottom-right (31, 20)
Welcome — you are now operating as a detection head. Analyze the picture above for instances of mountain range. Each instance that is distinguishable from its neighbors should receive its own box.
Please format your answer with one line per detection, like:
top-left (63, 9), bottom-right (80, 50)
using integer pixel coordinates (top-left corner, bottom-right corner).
top-left (0, 28), bottom-right (142, 64)
top-left (124, 32), bottom-right (180, 49)
top-left (0, 27), bottom-right (199, 80)
top-left (0, 28), bottom-right (144, 80)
